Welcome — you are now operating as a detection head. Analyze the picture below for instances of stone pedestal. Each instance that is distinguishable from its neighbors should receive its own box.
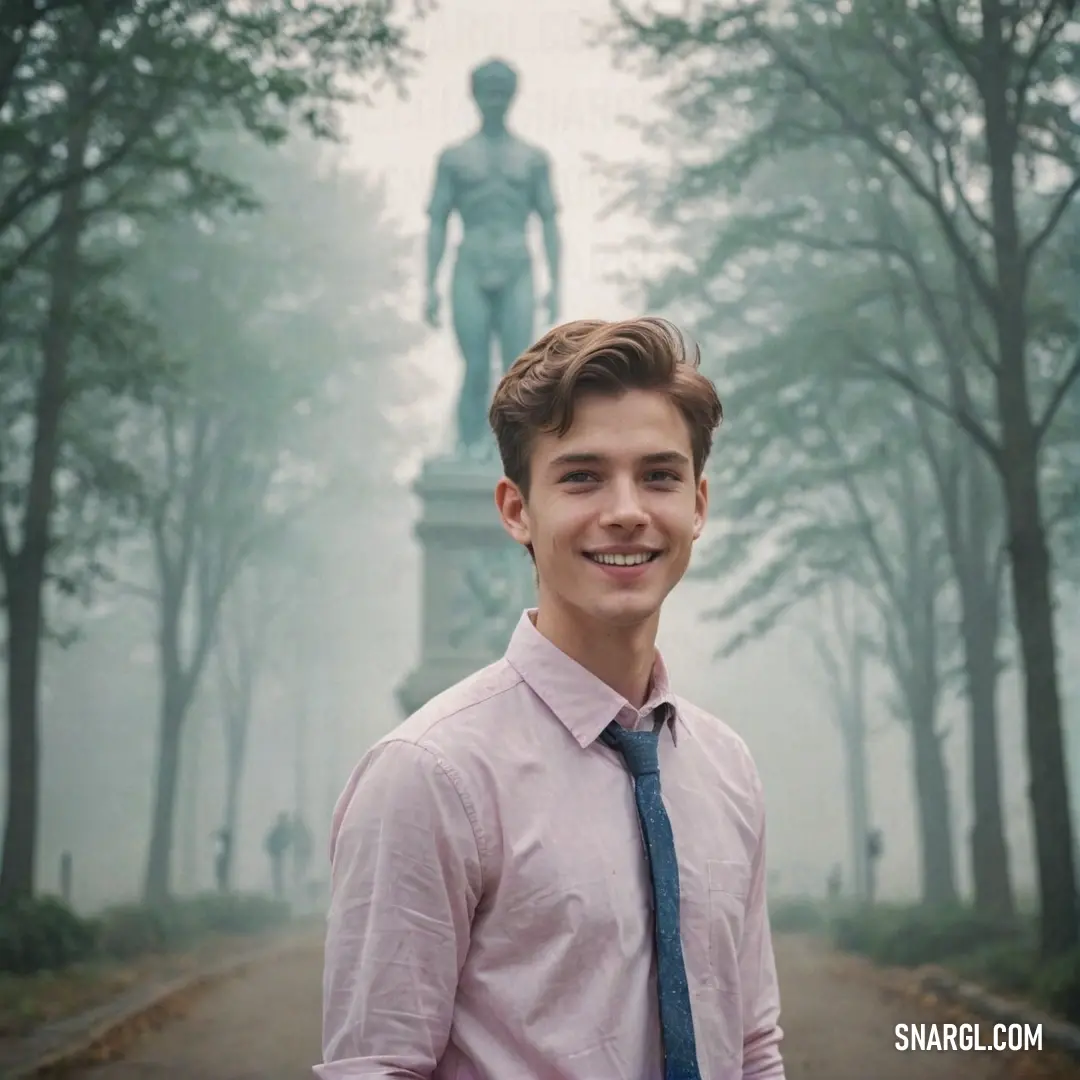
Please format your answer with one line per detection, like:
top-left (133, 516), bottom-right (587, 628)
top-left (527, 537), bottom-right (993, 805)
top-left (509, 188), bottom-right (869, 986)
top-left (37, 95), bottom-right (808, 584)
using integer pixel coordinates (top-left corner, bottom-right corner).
top-left (395, 452), bottom-right (534, 717)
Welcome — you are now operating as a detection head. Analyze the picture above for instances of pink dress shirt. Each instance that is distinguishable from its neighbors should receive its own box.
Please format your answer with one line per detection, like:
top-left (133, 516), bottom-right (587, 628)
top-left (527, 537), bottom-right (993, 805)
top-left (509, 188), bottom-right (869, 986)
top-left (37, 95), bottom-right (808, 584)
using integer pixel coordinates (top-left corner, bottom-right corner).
top-left (318, 610), bottom-right (784, 1079)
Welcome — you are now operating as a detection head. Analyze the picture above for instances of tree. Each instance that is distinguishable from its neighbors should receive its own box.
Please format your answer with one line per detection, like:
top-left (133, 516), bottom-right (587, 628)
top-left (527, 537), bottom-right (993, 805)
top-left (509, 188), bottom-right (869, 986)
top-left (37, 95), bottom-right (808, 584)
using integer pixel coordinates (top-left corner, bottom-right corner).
top-left (604, 0), bottom-right (1079, 953)
top-left (859, 196), bottom-right (1015, 915)
top-left (0, 191), bottom-right (158, 902)
top-left (127, 136), bottom-right (417, 902)
top-left (809, 584), bottom-right (876, 904)
top-left (687, 309), bottom-right (961, 903)
top-left (0, 0), bottom-right (422, 901)
top-left (213, 560), bottom-right (277, 894)
top-left (613, 134), bottom-right (1012, 907)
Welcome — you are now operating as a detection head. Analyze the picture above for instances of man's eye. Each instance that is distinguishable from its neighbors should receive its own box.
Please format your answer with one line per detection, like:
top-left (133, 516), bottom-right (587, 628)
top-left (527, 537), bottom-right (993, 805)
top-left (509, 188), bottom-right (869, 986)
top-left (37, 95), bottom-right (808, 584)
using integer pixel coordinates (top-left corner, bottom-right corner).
top-left (646, 470), bottom-right (680, 483)
top-left (560, 471), bottom-right (595, 483)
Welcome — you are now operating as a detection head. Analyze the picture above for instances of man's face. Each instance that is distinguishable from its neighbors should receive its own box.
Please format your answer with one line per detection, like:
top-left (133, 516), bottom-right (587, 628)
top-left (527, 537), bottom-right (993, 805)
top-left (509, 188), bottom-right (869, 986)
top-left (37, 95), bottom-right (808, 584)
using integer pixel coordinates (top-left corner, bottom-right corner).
top-left (496, 389), bottom-right (708, 632)
top-left (473, 81), bottom-right (515, 125)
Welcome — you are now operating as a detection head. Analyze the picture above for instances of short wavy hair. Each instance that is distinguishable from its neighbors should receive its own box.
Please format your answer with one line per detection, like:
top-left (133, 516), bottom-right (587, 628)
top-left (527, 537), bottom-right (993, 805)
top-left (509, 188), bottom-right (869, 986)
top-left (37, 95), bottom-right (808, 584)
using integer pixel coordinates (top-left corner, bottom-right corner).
top-left (489, 317), bottom-right (723, 497)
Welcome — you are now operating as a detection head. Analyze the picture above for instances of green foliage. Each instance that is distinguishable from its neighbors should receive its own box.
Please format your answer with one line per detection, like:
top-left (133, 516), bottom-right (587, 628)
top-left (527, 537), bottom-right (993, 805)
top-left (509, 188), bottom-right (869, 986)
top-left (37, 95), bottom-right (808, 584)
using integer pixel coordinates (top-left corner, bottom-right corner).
top-left (0, 896), bottom-right (98, 974)
top-left (1, 0), bottom-right (422, 244)
top-left (603, 0), bottom-right (1080, 936)
top-left (179, 892), bottom-right (291, 936)
top-left (831, 903), bottom-right (1023, 969)
top-left (95, 902), bottom-right (199, 959)
top-left (96, 893), bottom-right (290, 959)
top-left (1032, 948), bottom-right (1080, 1025)
top-left (0, 893), bottom-right (290, 974)
top-left (601, 0), bottom-right (1080, 627)
top-left (830, 903), bottom-right (1080, 1022)
top-left (949, 941), bottom-right (1040, 998)
top-left (768, 897), bottom-right (829, 935)
top-left (0, 0), bottom-right (429, 904)
top-left (124, 134), bottom-right (422, 901)
top-left (1, 0), bottom-right (426, 592)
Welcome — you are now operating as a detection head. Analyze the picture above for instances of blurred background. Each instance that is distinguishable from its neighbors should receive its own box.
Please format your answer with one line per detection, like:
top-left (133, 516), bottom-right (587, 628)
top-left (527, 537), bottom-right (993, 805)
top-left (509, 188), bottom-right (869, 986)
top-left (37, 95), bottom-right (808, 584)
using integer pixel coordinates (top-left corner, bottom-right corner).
top-left (1, 0), bottom-right (1079, 1047)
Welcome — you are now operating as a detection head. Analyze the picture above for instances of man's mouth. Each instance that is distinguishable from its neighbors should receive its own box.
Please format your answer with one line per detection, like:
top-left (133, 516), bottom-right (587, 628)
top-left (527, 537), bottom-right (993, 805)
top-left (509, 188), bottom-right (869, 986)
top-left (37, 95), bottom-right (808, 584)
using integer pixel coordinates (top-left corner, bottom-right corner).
top-left (584, 551), bottom-right (662, 567)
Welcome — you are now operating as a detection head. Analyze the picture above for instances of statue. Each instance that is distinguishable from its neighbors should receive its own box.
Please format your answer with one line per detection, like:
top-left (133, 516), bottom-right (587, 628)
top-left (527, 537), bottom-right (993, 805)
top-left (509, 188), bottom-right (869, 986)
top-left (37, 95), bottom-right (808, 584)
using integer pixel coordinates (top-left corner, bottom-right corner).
top-left (424, 58), bottom-right (562, 454)
top-left (448, 545), bottom-right (536, 656)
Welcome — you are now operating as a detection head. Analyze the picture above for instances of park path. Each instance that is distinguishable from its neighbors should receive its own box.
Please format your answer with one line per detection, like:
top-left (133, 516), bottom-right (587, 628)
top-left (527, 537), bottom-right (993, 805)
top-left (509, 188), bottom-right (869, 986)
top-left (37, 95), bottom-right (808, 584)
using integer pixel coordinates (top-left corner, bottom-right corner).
top-left (72, 932), bottom-right (1076, 1080)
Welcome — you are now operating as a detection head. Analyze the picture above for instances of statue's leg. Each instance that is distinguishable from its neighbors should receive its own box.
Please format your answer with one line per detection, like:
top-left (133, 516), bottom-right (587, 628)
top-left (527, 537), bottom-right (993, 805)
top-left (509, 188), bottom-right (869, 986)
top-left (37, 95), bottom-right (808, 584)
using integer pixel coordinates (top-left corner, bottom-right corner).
top-left (450, 259), bottom-right (495, 449)
top-left (494, 265), bottom-right (536, 373)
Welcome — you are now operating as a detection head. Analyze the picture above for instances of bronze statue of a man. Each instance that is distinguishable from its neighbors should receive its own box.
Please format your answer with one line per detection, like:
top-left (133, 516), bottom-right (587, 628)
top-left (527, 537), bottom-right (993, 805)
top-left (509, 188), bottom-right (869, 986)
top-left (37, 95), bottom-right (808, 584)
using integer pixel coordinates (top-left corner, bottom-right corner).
top-left (424, 59), bottom-right (561, 453)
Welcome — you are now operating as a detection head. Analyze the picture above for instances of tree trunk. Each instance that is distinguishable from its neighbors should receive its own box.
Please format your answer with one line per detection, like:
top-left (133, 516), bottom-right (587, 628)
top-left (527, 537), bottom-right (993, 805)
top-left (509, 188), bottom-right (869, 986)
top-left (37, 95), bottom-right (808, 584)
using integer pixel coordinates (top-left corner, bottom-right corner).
top-left (1002, 445), bottom-right (1076, 952)
top-left (943, 439), bottom-right (1015, 918)
top-left (840, 642), bottom-right (872, 903)
top-left (910, 715), bottom-right (958, 906)
top-left (221, 707), bottom-right (249, 893)
top-left (222, 741), bottom-right (241, 892)
top-left (143, 679), bottom-right (185, 904)
top-left (294, 666), bottom-right (309, 825)
top-left (0, 581), bottom-right (44, 902)
top-left (843, 708), bottom-right (872, 903)
top-left (0, 116), bottom-right (87, 902)
top-left (179, 704), bottom-right (203, 893)
top-left (144, 433), bottom-right (221, 905)
top-left (981, 0), bottom-right (1077, 956)
top-left (961, 584), bottom-right (1014, 918)
top-left (218, 585), bottom-right (258, 894)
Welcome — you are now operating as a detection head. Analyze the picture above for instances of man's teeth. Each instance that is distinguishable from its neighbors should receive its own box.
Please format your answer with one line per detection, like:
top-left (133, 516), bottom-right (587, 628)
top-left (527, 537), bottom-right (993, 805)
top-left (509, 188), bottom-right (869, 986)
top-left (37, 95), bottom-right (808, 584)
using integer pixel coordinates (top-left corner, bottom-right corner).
top-left (589, 552), bottom-right (656, 566)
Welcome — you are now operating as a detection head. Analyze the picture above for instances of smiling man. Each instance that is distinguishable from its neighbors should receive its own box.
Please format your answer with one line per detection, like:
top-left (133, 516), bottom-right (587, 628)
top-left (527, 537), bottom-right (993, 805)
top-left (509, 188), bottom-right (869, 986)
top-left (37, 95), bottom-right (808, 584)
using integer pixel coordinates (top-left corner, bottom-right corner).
top-left (318, 318), bottom-right (785, 1080)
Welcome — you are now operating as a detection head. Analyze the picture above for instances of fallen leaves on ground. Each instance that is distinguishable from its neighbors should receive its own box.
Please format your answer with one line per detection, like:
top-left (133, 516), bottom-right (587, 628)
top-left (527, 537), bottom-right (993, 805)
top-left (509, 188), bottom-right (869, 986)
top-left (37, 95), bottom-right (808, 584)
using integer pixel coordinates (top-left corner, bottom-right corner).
top-left (0, 933), bottom-right (255, 1039)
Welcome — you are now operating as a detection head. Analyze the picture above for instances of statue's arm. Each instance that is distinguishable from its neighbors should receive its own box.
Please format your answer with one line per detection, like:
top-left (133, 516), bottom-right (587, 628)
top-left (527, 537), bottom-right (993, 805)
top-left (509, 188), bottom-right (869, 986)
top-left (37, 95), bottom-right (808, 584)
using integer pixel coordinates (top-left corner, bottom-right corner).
top-left (532, 151), bottom-right (561, 306)
top-left (425, 150), bottom-right (456, 292)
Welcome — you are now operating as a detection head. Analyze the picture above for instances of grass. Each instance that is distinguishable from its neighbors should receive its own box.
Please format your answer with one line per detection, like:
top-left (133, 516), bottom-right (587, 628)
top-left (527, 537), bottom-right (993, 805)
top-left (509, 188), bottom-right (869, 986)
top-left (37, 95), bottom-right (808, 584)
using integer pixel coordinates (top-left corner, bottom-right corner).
top-left (823, 900), bottom-right (1080, 1025)
top-left (0, 916), bottom-right (288, 1040)
top-left (0, 959), bottom-right (148, 1037)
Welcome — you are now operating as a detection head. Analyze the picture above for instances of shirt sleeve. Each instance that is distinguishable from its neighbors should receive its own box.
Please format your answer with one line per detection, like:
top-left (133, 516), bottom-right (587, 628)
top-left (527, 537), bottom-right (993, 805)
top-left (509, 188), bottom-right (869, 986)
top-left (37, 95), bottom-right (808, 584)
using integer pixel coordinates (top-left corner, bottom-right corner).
top-left (316, 739), bottom-right (484, 1079)
top-left (740, 774), bottom-right (786, 1079)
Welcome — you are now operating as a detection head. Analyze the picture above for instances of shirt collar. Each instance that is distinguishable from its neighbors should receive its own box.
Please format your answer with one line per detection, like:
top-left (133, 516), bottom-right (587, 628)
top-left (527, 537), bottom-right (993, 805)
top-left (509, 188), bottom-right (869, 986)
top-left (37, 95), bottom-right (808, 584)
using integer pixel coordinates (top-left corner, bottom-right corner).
top-left (504, 609), bottom-right (679, 748)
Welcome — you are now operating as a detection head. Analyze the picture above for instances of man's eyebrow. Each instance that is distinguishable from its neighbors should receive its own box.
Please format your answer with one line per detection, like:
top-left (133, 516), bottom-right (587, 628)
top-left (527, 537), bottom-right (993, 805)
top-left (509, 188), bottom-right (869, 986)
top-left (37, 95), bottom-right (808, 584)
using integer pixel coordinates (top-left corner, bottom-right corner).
top-left (549, 452), bottom-right (604, 467)
top-left (641, 451), bottom-right (691, 466)
top-left (547, 450), bottom-right (691, 467)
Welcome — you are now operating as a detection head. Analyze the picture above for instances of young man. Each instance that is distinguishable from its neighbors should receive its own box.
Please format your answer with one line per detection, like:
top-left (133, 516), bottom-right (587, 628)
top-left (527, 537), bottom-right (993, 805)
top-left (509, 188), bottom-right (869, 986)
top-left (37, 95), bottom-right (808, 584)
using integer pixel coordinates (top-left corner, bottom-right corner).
top-left (318, 318), bottom-right (785, 1080)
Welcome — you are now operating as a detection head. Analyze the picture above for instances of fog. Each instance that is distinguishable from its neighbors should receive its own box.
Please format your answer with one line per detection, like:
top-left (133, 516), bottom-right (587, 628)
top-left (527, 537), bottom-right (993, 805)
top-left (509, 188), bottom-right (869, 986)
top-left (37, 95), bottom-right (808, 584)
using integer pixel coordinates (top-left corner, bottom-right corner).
top-left (6, 0), bottom-right (1079, 919)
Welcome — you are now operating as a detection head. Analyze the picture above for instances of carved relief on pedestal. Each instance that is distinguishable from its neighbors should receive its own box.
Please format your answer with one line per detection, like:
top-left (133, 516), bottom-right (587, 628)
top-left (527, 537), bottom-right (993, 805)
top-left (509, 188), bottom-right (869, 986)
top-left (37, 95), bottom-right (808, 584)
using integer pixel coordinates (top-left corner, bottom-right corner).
top-left (448, 544), bottom-right (535, 658)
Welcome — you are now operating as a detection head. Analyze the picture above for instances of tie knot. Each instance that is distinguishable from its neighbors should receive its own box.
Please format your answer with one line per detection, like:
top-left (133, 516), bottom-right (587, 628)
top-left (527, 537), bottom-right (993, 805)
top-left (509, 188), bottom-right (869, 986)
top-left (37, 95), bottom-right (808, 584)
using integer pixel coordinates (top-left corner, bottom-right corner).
top-left (601, 722), bottom-right (659, 777)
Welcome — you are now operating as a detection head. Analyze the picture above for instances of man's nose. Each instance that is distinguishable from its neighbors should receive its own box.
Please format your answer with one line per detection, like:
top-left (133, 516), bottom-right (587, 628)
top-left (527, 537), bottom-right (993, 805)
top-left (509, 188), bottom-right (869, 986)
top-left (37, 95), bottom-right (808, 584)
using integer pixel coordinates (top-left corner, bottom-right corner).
top-left (600, 476), bottom-right (649, 529)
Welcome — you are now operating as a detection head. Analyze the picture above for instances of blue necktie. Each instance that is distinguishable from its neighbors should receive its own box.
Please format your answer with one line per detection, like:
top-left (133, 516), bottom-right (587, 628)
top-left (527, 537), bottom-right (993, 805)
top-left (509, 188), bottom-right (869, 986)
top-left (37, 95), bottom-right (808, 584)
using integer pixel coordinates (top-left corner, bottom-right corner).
top-left (601, 707), bottom-right (702, 1080)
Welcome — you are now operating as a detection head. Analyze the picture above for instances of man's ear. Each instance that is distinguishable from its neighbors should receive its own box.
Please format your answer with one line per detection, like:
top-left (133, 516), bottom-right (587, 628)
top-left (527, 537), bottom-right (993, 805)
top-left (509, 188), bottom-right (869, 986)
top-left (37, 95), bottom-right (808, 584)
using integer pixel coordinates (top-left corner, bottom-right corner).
top-left (692, 473), bottom-right (708, 540)
top-left (495, 476), bottom-right (532, 546)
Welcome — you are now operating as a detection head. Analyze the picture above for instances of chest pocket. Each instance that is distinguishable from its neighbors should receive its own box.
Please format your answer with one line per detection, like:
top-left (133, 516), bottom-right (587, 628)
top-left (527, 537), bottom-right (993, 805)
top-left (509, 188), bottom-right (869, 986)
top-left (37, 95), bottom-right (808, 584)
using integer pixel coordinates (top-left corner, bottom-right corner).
top-left (705, 858), bottom-right (751, 994)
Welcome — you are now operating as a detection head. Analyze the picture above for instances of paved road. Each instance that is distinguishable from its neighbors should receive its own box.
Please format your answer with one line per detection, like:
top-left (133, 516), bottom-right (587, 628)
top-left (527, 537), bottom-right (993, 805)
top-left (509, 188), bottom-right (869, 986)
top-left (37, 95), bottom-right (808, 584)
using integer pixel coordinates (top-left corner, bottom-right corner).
top-left (75, 933), bottom-right (1076, 1079)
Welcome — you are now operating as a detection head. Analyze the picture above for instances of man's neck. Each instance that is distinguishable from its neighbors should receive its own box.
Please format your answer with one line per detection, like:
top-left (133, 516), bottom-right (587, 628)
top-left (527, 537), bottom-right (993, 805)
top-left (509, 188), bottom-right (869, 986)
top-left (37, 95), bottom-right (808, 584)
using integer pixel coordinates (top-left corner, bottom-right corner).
top-left (532, 604), bottom-right (660, 709)
top-left (479, 120), bottom-right (508, 138)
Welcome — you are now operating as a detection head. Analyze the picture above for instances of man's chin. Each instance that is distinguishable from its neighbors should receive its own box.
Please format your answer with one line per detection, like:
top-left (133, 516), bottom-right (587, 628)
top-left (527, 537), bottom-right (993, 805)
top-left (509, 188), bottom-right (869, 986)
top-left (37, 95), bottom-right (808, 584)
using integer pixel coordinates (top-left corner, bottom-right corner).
top-left (587, 595), bottom-right (663, 629)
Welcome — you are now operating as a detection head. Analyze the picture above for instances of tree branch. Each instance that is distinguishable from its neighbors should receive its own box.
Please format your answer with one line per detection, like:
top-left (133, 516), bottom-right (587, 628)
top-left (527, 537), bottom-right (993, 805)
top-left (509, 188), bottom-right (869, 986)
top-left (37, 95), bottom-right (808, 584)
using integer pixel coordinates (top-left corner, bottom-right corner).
top-left (921, 0), bottom-right (983, 83)
top-left (1013, 0), bottom-right (1075, 123)
top-left (109, 575), bottom-right (159, 603)
top-left (817, 422), bottom-right (900, 610)
top-left (1035, 343), bottom-right (1080, 444)
top-left (1024, 173), bottom-right (1080, 270)
top-left (750, 17), bottom-right (997, 310)
top-left (843, 334), bottom-right (1003, 467)
top-left (863, 22), bottom-right (993, 241)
